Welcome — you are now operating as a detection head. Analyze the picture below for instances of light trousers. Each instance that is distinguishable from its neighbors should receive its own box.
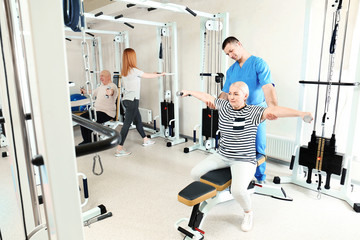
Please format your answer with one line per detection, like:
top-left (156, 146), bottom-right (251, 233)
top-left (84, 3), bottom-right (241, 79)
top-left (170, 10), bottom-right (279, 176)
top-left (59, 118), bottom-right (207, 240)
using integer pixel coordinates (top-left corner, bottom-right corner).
top-left (191, 152), bottom-right (256, 212)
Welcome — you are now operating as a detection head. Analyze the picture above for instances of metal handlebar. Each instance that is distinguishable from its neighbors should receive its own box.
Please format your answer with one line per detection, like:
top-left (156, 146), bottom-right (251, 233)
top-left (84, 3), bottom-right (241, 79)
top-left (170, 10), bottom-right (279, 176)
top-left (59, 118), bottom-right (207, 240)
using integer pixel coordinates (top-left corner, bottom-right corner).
top-left (72, 114), bottom-right (120, 157)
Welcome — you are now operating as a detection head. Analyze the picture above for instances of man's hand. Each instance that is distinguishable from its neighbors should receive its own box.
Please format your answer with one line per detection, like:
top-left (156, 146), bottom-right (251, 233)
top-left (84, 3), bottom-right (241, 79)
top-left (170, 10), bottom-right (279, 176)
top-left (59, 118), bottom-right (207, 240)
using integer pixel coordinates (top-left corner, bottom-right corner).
top-left (106, 88), bottom-right (113, 96)
top-left (80, 87), bottom-right (86, 95)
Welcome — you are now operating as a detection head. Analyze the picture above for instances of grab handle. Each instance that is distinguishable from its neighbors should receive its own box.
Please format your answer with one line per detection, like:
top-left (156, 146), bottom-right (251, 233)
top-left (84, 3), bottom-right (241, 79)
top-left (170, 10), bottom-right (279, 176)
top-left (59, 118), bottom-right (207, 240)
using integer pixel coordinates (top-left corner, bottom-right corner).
top-left (73, 114), bottom-right (120, 157)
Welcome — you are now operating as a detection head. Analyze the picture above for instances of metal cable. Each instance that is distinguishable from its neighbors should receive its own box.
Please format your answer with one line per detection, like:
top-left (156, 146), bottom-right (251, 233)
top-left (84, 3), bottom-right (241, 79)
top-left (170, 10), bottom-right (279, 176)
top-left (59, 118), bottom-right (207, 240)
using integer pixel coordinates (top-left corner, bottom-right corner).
top-left (313, 0), bottom-right (329, 130)
top-left (333, 0), bottom-right (351, 134)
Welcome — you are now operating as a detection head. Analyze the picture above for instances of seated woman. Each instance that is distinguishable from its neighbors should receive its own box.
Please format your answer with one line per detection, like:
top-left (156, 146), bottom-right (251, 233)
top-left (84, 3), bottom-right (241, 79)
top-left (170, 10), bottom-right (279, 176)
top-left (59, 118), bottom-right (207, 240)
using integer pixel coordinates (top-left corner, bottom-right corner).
top-left (180, 81), bottom-right (312, 232)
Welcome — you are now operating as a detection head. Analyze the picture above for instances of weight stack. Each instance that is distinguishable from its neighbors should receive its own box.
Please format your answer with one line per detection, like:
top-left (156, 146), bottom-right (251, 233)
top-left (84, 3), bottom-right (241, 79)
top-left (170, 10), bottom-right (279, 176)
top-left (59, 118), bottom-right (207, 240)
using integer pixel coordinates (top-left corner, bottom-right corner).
top-left (299, 136), bottom-right (343, 176)
top-left (161, 101), bottom-right (175, 136)
top-left (202, 108), bottom-right (218, 138)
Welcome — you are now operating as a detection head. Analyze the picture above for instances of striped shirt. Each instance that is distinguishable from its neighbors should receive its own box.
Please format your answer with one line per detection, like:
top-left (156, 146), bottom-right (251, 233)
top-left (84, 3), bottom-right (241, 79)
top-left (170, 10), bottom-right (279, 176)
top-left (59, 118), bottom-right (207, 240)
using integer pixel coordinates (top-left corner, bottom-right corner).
top-left (215, 99), bottom-right (265, 164)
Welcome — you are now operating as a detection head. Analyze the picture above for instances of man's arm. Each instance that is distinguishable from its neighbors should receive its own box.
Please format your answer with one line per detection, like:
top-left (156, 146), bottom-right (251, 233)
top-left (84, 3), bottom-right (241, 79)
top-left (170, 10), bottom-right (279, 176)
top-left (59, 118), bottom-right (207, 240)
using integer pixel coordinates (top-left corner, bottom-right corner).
top-left (261, 106), bottom-right (312, 122)
top-left (107, 84), bottom-right (118, 97)
top-left (262, 83), bottom-right (278, 107)
top-left (80, 88), bottom-right (92, 95)
top-left (181, 90), bottom-right (216, 108)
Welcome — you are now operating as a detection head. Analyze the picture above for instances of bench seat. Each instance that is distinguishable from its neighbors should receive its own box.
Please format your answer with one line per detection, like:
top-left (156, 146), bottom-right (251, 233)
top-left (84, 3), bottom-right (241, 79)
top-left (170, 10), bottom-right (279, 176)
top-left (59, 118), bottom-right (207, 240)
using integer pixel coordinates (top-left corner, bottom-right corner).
top-left (178, 181), bottom-right (217, 206)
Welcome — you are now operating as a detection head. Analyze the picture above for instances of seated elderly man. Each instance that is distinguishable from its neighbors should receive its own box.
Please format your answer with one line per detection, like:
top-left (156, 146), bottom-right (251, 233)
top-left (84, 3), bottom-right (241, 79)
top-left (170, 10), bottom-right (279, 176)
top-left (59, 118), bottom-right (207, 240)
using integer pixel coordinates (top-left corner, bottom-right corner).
top-left (79, 70), bottom-right (118, 145)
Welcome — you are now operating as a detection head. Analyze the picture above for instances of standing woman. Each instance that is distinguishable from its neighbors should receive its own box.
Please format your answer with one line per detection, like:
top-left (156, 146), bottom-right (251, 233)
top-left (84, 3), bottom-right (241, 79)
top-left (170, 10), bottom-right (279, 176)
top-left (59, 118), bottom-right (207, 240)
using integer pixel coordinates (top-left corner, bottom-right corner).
top-left (115, 48), bottom-right (165, 157)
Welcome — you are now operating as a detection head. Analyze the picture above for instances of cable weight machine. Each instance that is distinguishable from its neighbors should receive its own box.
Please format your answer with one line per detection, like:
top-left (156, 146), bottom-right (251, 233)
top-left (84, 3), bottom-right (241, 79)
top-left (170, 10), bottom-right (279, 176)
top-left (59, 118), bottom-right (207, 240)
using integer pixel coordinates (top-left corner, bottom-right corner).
top-left (146, 23), bottom-right (187, 147)
top-left (159, 27), bottom-right (176, 138)
top-left (274, 0), bottom-right (360, 212)
top-left (84, 8), bottom-right (186, 147)
top-left (184, 14), bottom-right (229, 153)
top-left (299, 0), bottom-right (348, 193)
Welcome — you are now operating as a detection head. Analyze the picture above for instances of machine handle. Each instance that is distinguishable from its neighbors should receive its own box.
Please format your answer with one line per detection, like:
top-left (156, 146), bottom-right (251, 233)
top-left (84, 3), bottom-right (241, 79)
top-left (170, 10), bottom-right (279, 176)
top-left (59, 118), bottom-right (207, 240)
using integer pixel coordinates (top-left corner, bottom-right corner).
top-left (73, 114), bottom-right (120, 157)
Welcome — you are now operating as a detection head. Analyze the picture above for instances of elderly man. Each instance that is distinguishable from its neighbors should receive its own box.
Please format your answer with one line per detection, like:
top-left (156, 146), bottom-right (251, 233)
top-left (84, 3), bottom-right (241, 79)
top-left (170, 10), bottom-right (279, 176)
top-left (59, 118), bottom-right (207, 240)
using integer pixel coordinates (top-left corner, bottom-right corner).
top-left (79, 70), bottom-right (118, 145)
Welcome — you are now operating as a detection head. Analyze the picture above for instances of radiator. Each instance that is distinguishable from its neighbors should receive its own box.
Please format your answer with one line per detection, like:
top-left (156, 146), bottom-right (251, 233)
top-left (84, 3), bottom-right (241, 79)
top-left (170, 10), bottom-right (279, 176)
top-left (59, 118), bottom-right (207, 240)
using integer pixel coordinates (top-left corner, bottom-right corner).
top-left (139, 108), bottom-right (152, 123)
top-left (266, 134), bottom-right (295, 162)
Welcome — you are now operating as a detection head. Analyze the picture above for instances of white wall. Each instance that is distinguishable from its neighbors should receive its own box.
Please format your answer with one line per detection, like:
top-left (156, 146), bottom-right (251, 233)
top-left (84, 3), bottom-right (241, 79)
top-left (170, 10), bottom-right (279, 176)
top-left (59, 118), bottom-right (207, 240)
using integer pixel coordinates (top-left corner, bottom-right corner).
top-left (66, 0), bottom-right (360, 157)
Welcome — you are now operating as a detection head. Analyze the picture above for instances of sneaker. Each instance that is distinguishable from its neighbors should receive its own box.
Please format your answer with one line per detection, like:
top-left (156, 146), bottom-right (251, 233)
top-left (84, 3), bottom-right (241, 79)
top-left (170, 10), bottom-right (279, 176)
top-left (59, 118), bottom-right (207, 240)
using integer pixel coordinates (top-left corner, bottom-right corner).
top-left (114, 150), bottom-right (131, 157)
top-left (241, 211), bottom-right (253, 232)
top-left (142, 139), bottom-right (155, 146)
top-left (256, 180), bottom-right (266, 185)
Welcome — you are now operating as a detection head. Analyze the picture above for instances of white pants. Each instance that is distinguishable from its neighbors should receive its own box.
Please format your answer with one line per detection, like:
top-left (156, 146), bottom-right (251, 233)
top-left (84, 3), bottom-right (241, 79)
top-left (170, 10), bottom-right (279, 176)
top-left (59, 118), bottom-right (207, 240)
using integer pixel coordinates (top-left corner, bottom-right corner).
top-left (191, 152), bottom-right (256, 212)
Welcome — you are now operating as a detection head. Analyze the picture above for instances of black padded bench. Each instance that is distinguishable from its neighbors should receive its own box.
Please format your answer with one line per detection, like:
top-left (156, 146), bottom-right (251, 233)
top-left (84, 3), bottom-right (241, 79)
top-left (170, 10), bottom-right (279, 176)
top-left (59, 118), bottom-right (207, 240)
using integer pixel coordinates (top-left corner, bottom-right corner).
top-left (178, 181), bottom-right (217, 207)
top-left (178, 153), bottom-right (266, 206)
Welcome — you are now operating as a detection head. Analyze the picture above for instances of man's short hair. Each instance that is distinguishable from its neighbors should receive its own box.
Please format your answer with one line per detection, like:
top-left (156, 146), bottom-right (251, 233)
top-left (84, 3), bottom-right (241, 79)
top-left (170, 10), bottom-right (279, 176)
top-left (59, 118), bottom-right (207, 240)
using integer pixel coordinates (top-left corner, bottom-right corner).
top-left (222, 36), bottom-right (240, 50)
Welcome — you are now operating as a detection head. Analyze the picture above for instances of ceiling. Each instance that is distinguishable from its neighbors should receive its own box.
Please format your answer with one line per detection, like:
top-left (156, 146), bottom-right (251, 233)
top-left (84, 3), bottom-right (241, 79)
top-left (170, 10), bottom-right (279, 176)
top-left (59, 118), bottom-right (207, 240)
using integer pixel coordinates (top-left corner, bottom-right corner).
top-left (84, 0), bottom-right (185, 13)
top-left (82, 0), bottom-right (191, 29)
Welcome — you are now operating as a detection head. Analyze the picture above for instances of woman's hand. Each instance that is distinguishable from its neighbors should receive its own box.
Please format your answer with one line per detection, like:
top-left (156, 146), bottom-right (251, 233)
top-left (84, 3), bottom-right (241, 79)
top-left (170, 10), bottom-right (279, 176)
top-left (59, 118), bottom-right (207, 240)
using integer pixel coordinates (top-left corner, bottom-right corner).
top-left (265, 112), bottom-right (278, 120)
top-left (180, 90), bottom-right (191, 97)
top-left (155, 72), bottom-right (166, 76)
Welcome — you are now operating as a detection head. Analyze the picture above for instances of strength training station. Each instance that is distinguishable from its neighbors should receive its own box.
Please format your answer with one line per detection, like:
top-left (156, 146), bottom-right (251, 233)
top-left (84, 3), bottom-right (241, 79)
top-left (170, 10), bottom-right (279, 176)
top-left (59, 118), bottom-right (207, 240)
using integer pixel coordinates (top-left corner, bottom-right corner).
top-left (1, 0), bottom-right (360, 239)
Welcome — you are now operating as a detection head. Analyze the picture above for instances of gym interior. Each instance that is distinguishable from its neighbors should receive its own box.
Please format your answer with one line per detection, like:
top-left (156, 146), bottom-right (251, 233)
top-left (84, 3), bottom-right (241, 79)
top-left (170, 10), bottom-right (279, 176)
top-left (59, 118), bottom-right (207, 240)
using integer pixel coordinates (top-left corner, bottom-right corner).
top-left (1, 0), bottom-right (360, 239)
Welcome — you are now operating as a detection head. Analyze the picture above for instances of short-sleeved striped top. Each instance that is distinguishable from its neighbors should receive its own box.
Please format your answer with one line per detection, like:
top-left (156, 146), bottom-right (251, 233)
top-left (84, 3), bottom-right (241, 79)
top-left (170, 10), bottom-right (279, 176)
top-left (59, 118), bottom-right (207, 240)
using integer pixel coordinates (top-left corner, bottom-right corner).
top-left (215, 98), bottom-right (265, 164)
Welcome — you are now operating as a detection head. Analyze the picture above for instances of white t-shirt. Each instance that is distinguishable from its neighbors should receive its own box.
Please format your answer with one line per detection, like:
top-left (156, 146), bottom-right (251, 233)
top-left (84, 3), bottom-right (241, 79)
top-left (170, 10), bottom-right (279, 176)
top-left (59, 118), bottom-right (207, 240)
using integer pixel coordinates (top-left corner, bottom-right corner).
top-left (122, 68), bottom-right (144, 100)
top-left (93, 82), bottom-right (118, 118)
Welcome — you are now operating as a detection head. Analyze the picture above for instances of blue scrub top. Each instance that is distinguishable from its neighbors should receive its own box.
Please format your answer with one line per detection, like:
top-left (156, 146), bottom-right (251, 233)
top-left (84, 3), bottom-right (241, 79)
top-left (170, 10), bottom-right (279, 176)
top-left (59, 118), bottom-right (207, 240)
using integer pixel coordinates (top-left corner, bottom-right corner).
top-left (222, 55), bottom-right (274, 107)
top-left (222, 55), bottom-right (274, 158)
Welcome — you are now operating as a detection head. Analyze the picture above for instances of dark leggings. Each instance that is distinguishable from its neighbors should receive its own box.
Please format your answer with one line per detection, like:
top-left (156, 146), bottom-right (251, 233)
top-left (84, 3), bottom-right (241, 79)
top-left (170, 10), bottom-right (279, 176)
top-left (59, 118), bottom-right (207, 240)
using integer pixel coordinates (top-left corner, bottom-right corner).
top-left (120, 99), bottom-right (146, 145)
top-left (80, 110), bottom-right (112, 143)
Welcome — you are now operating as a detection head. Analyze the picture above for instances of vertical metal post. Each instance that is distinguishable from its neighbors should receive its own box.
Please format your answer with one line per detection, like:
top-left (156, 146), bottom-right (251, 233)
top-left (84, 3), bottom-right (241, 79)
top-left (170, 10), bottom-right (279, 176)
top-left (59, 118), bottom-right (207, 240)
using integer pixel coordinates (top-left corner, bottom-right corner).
top-left (0, 1), bottom-right (33, 238)
top-left (0, 0), bottom-right (42, 232)
top-left (343, 0), bottom-right (360, 193)
top-left (19, 0), bottom-right (84, 238)
top-left (157, 26), bottom-right (165, 135)
top-left (98, 36), bottom-right (103, 72)
top-left (170, 22), bottom-right (180, 139)
top-left (123, 31), bottom-right (130, 48)
top-left (198, 17), bottom-right (207, 148)
top-left (114, 36), bottom-right (120, 73)
top-left (219, 12), bottom-right (229, 79)
top-left (291, 0), bottom-right (313, 180)
top-left (91, 37), bottom-right (97, 85)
